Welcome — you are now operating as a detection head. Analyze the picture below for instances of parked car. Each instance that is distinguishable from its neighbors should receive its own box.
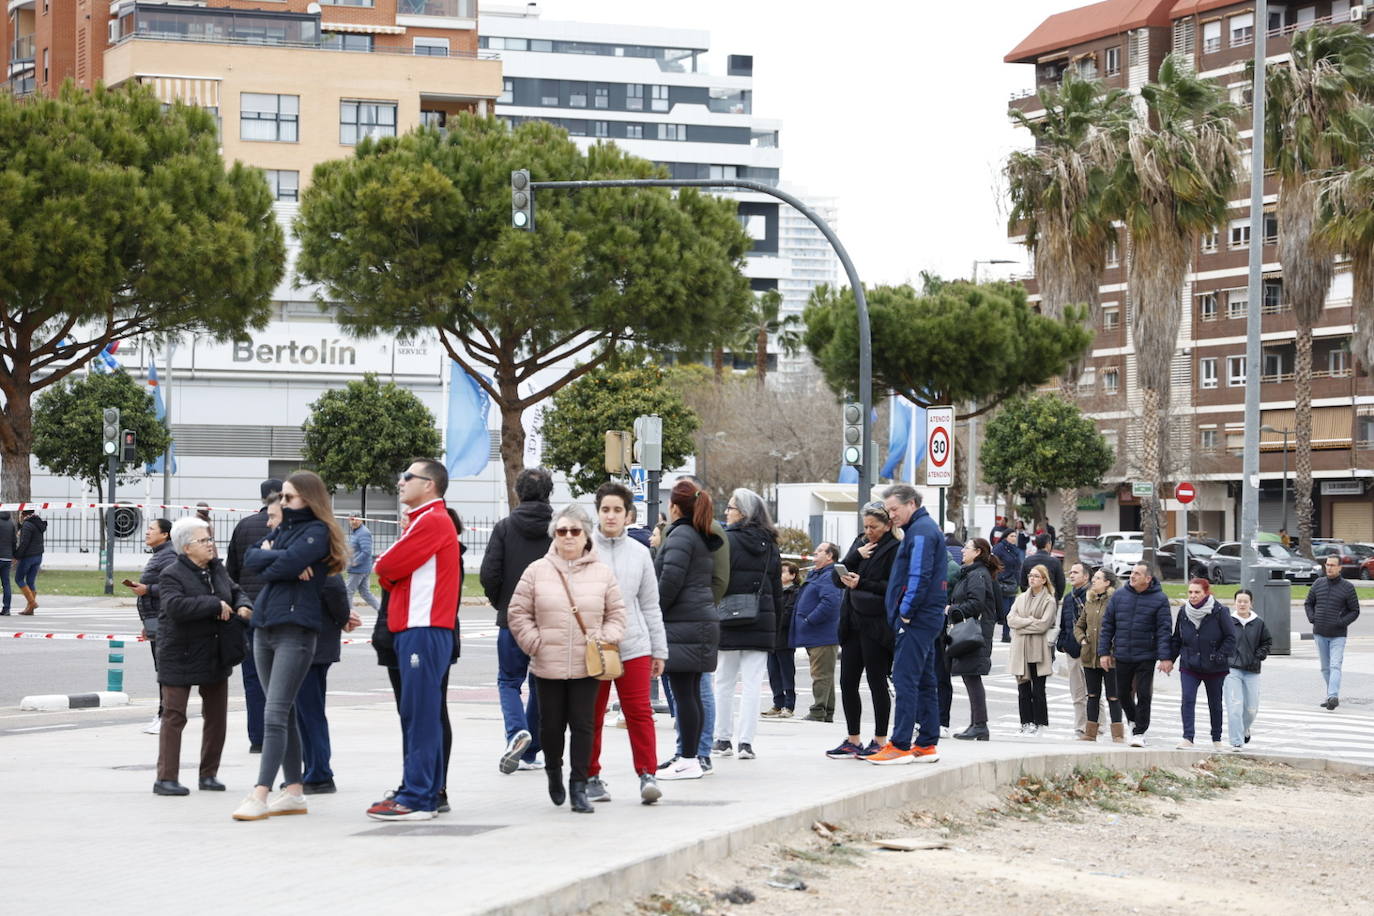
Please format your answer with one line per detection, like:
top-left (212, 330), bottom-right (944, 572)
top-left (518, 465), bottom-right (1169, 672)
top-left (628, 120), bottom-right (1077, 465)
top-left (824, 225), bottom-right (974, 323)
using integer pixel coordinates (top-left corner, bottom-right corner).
top-left (1110, 540), bottom-right (1144, 577)
top-left (1050, 536), bottom-right (1105, 573)
top-left (1101, 531), bottom-right (1144, 550)
top-left (1213, 541), bottom-right (1322, 584)
top-left (1361, 555), bottom-right (1374, 581)
top-left (1312, 542), bottom-right (1364, 579)
top-left (1156, 538), bottom-right (1220, 581)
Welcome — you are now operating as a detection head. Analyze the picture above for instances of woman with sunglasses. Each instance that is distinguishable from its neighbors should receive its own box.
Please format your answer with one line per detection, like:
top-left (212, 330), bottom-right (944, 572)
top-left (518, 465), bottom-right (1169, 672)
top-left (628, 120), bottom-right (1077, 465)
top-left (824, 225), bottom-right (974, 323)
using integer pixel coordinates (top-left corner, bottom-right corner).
top-left (232, 470), bottom-right (349, 821)
top-left (507, 505), bottom-right (626, 814)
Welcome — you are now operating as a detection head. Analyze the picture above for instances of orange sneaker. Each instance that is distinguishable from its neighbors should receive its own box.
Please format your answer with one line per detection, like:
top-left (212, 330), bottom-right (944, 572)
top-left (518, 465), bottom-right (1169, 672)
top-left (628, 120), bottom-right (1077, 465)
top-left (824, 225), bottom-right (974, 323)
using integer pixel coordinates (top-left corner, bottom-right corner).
top-left (865, 742), bottom-right (914, 766)
top-left (910, 744), bottom-right (941, 763)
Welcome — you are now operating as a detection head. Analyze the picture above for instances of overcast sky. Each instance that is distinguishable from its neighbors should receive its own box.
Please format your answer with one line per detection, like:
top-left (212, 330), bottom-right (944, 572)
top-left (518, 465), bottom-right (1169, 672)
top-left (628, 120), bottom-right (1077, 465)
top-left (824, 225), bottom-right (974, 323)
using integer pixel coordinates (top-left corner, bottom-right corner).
top-left (534, 0), bottom-right (1075, 287)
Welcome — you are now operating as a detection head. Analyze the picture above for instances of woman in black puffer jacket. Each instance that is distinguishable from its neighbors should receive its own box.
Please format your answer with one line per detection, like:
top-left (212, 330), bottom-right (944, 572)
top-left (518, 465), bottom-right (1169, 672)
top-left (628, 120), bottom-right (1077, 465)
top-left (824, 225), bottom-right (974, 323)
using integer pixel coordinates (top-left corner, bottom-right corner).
top-left (712, 488), bottom-right (782, 760)
top-left (947, 537), bottom-right (1000, 742)
top-left (654, 480), bottom-right (723, 781)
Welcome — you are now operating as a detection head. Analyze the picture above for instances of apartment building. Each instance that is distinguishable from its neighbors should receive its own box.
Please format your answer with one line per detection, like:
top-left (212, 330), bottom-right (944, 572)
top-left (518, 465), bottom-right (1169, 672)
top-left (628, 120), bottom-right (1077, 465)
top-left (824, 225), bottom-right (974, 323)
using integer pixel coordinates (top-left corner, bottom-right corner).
top-left (1006, 0), bottom-right (1374, 543)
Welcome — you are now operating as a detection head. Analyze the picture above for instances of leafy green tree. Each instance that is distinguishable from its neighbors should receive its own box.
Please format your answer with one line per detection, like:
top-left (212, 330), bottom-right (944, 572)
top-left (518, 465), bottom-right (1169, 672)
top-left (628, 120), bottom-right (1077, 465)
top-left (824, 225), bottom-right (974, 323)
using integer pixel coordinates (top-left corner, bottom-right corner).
top-left (293, 116), bottom-right (752, 507)
top-left (32, 371), bottom-right (172, 490)
top-left (0, 83), bottom-right (286, 500)
top-left (540, 365), bottom-right (699, 497)
top-left (744, 288), bottom-right (803, 386)
top-left (301, 373), bottom-right (441, 516)
top-left (980, 396), bottom-right (1114, 532)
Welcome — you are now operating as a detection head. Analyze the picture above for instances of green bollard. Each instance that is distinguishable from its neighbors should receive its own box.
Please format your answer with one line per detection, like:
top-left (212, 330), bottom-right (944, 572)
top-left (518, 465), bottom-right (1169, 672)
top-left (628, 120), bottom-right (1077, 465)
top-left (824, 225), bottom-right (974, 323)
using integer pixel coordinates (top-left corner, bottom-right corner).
top-left (107, 639), bottom-right (125, 693)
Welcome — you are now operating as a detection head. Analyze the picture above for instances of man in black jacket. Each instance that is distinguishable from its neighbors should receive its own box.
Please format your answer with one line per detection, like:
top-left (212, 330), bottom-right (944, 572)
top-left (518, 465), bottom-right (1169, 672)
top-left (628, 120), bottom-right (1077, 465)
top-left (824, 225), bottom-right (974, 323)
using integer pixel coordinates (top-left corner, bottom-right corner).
top-left (225, 478), bottom-right (281, 752)
top-left (1305, 555), bottom-right (1361, 710)
top-left (481, 467), bottom-right (553, 772)
top-left (129, 518), bottom-right (177, 734)
top-left (1020, 533), bottom-right (1064, 599)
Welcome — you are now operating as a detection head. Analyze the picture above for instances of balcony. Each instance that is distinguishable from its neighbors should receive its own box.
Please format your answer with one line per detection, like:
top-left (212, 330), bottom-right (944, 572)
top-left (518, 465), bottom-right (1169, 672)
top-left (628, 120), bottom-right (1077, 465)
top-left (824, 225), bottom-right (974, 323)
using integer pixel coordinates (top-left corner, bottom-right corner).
top-left (397, 0), bottom-right (475, 18)
top-left (2, 73), bottom-right (35, 96)
top-left (10, 33), bottom-right (34, 63)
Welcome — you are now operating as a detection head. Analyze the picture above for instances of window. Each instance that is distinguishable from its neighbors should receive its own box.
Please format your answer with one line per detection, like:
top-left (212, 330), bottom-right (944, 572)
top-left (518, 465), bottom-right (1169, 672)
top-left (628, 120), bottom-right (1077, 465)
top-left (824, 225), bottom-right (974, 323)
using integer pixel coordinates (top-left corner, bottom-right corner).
top-left (530, 39), bottom-right (552, 52)
top-left (1263, 211), bottom-right (1278, 244)
top-left (323, 0), bottom-right (374, 5)
top-left (1201, 229), bottom-right (1219, 253)
top-left (339, 100), bottom-right (396, 145)
top-left (263, 169), bottom-right (299, 202)
top-left (1103, 368), bottom-right (1120, 394)
top-left (1203, 20), bottom-right (1222, 53)
top-left (1263, 278), bottom-right (1284, 311)
top-left (625, 123), bottom-right (643, 139)
top-left (1200, 428), bottom-right (1218, 450)
top-left (1103, 307), bottom-right (1120, 330)
top-left (651, 84), bottom-right (669, 112)
top-left (1358, 411), bottom-right (1374, 445)
top-left (321, 32), bottom-right (373, 52)
top-left (240, 93), bottom-right (299, 142)
top-left (539, 80), bottom-right (559, 106)
top-left (1296, 6), bottom-right (1317, 31)
top-left (1200, 357), bottom-right (1218, 389)
top-left (709, 164), bottom-right (737, 180)
top-left (499, 79), bottom-right (513, 104)
top-left (1330, 345), bottom-right (1351, 376)
top-left (1227, 355), bottom-right (1247, 387)
top-left (1231, 83), bottom-right (1254, 108)
top-left (413, 37), bottom-right (449, 57)
top-left (593, 120), bottom-right (608, 138)
top-left (1105, 237), bottom-right (1119, 267)
top-left (1230, 12), bottom-right (1254, 46)
top-left (1229, 218), bottom-right (1250, 249)
top-left (1105, 46), bottom-right (1120, 75)
top-left (568, 82), bottom-right (588, 108)
top-left (1334, 2), bottom-right (1353, 22)
top-left (593, 84), bottom-right (609, 108)
top-left (42, 47), bottom-right (48, 83)
top-left (626, 84), bottom-right (644, 110)
top-left (1076, 56), bottom-right (1097, 80)
top-left (1263, 349), bottom-right (1287, 379)
top-left (1198, 295), bottom-right (1220, 324)
top-left (657, 123), bottom-right (687, 141)
top-left (1227, 288), bottom-right (1248, 319)
top-left (1128, 30), bottom-right (1145, 66)
top-left (420, 110), bottom-right (446, 128)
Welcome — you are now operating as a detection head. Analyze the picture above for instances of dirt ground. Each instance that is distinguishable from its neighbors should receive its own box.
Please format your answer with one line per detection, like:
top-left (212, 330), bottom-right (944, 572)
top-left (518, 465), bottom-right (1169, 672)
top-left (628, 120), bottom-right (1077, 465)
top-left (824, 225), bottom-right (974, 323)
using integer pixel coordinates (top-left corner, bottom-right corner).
top-left (589, 757), bottom-right (1374, 916)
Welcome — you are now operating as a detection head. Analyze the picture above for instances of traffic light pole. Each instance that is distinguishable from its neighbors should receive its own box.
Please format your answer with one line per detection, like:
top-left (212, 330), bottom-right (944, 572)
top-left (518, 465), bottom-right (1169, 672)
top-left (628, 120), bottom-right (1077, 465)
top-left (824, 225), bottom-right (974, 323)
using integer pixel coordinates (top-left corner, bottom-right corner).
top-left (526, 177), bottom-right (874, 524)
top-left (105, 454), bottom-right (117, 596)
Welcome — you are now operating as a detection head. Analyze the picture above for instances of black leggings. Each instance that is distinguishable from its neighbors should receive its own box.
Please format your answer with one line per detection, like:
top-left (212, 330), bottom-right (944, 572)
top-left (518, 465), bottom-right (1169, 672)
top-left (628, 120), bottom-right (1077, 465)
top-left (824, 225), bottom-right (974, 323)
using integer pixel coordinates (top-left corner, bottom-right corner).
top-left (535, 676), bottom-right (600, 781)
top-left (1017, 662), bottom-right (1049, 726)
top-left (1082, 665), bottom-right (1123, 724)
top-left (667, 672), bottom-right (704, 759)
top-left (388, 666), bottom-right (453, 792)
top-left (839, 627), bottom-right (893, 737)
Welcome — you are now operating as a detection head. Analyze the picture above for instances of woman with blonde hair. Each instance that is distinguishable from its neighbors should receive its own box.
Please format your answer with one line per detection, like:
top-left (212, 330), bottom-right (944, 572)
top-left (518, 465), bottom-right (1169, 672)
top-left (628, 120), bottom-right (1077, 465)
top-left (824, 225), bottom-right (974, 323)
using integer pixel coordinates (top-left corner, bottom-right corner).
top-left (232, 470), bottom-right (348, 821)
top-left (1008, 563), bottom-right (1057, 737)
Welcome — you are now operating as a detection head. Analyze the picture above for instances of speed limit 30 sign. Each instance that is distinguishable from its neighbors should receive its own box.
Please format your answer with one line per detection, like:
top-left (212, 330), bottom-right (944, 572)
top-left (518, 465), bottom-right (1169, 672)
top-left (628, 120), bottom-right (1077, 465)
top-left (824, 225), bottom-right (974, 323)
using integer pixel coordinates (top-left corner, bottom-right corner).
top-left (926, 406), bottom-right (954, 487)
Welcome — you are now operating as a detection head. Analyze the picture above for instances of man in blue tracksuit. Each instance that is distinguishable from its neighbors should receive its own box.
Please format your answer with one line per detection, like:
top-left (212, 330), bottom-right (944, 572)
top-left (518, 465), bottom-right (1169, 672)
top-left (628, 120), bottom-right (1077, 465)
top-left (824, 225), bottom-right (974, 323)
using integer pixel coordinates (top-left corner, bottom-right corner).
top-left (868, 485), bottom-right (946, 765)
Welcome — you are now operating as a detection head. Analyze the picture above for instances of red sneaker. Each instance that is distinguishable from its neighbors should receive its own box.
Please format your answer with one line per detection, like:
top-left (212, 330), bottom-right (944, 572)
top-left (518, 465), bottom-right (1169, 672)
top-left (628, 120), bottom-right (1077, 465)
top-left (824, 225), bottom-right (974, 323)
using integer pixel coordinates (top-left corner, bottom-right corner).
top-left (366, 799), bottom-right (435, 821)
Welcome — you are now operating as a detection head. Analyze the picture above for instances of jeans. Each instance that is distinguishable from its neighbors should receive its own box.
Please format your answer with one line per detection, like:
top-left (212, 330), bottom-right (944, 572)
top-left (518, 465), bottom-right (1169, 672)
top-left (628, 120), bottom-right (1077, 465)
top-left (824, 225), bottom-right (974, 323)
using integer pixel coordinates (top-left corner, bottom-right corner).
top-left (1083, 666), bottom-right (1122, 724)
top-left (806, 645), bottom-right (838, 719)
top-left (1179, 669), bottom-right (1225, 742)
top-left (766, 649), bottom-right (796, 711)
top-left (346, 571), bottom-right (380, 611)
top-left (714, 649), bottom-right (768, 745)
top-left (241, 628), bottom-right (265, 747)
top-left (590, 655), bottom-right (657, 777)
top-left (536, 676), bottom-right (600, 782)
top-left (1017, 662), bottom-right (1049, 727)
top-left (14, 554), bottom-right (41, 590)
top-left (1114, 658), bottom-right (1157, 735)
top-left (840, 627), bottom-right (893, 737)
top-left (253, 624), bottom-right (317, 789)
top-left (496, 628), bottom-right (542, 762)
top-left (1224, 669), bottom-right (1261, 746)
top-left (0, 558), bottom-right (10, 612)
top-left (1314, 634), bottom-right (1347, 698)
top-left (394, 627), bottom-right (451, 812)
top-left (889, 619), bottom-right (940, 750)
top-left (295, 662), bottom-right (334, 784)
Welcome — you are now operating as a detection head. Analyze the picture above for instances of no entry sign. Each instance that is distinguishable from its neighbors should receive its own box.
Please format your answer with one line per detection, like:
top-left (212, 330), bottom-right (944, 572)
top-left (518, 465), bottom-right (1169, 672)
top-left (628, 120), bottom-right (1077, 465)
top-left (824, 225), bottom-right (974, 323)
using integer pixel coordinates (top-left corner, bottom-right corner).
top-left (926, 406), bottom-right (953, 487)
top-left (1176, 481), bottom-right (1196, 504)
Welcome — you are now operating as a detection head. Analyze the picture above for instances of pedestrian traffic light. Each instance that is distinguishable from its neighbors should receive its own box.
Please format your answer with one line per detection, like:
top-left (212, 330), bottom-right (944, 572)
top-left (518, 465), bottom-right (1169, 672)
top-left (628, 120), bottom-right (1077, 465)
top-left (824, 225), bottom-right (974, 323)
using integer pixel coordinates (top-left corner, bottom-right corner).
top-left (842, 402), bottom-right (863, 467)
top-left (511, 169), bottom-right (534, 230)
top-left (102, 407), bottom-right (120, 457)
top-left (121, 429), bottom-right (137, 463)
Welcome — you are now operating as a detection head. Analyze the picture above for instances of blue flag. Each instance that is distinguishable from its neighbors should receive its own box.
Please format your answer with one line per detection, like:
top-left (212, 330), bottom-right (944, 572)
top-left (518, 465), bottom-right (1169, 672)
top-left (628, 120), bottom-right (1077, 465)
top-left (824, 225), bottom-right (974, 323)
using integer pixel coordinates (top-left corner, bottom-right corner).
top-left (145, 357), bottom-right (177, 475)
top-left (838, 462), bottom-right (858, 484)
top-left (446, 362), bottom-right (491, 478)
top-left (881, 397), bottom-right (911, 479)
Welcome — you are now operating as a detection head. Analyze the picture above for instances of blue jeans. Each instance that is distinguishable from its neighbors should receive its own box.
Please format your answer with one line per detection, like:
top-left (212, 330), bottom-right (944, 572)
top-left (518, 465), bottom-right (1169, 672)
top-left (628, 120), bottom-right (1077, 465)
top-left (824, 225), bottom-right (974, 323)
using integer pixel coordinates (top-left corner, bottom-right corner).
top-left (253, 624), bottom-right (317, 789)
top-left (496, 628), bottom-right (542, 761)
top-left (0, 559), bottom-right (10, 612)
top-left (1314, 634), bottom-right (1347, 698)
top-left (889, 618), bottom-right (940, 750)
top-left (295, 662), bottom-right (334, 784)
top-left (675, 672), bottom-right (715, 758)
top-left (1179, 670), bottom-right (1224, 743)
top-left (767, 649), bottom-right (796, 710)
top-left (395, 627), bottom-right (451, 812)
top-left (1224, 669), bottom-right (1261, 747)
top-left (346, 571), bottom-right (380, 611)
top-left (14, 554), bottom-right (41, 590)
top-left (241, 628), bottom-right (265, 746)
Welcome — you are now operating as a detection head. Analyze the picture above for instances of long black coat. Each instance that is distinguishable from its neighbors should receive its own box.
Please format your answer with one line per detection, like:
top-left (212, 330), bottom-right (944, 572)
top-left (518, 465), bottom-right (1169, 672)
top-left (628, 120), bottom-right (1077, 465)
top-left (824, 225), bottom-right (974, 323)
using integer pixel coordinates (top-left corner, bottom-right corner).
top-left (775, 583), bottom-right (798, 652)
top-left (947, 562), bottom-right (996, 677)
top-left (718, 522), bottom-right (782, 652)
top-left (156, 555), bottom-right (252, 686)
top-left (655, 518), bottom-right (723, 673)
top-left (836, 531), bottom-right (899, 649)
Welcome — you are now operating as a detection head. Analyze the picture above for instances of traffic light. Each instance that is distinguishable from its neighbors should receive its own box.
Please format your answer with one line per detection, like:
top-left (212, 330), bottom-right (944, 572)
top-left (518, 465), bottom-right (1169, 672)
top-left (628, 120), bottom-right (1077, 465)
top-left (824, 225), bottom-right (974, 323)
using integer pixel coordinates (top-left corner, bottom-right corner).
top-left (511, 169), bottom-right (534, 230)
top-left (633, 415), bottom-right (663, 471)
top-left (842, 402), bottom-right (863, 467)
top-left (102, 407), bottom-right (120, 458)
top-left (121, 429), bottom-right (137, 463)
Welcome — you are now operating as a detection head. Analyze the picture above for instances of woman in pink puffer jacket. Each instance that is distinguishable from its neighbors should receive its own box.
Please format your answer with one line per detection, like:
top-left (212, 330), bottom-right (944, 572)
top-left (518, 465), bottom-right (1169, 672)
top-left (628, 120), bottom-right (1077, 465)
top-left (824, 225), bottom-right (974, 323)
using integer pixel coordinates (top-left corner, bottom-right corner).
top-left (507, 504), bottom-right (626, 814)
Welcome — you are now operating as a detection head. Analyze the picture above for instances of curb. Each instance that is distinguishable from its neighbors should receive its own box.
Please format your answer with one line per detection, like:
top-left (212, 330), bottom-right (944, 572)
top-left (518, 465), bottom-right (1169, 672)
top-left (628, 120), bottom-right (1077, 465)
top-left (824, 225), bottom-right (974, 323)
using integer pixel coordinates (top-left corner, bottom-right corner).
top-left (19, 692), bottom-right (129, 711)
top-left (494, 749), bottom-right (1374, 916)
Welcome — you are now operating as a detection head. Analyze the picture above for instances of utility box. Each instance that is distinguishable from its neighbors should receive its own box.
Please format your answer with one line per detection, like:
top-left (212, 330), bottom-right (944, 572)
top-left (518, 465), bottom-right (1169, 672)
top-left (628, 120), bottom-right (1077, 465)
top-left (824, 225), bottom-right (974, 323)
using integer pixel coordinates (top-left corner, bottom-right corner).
top-left (1246, 569), bottom-right (1291, 656)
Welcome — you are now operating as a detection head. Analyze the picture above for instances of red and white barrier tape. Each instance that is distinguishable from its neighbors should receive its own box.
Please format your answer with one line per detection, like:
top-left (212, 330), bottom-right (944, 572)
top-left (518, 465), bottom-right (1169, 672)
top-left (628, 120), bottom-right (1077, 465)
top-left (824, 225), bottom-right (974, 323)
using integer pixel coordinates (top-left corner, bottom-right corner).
top-left (0, 501), bottom-right (400, 526)
top-left (2, 629), bottom-right (499, 644)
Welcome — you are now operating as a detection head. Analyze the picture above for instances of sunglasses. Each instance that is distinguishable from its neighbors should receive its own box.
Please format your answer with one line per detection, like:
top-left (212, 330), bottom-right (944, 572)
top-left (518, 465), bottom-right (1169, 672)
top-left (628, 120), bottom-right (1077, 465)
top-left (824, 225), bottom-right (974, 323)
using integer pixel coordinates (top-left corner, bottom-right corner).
top-left (401, 471), bottom-right (432, 482)
top-left (555, 527), bottom-right (584, 537)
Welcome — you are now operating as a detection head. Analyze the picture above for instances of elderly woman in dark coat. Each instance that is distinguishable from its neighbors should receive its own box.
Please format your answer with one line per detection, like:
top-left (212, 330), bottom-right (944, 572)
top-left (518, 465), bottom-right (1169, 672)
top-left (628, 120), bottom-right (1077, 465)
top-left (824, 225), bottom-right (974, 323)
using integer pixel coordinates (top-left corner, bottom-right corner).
top-left (153, 516), bottom-right (252, 797)
top-left (948, 537), bottom-right (1000, 742)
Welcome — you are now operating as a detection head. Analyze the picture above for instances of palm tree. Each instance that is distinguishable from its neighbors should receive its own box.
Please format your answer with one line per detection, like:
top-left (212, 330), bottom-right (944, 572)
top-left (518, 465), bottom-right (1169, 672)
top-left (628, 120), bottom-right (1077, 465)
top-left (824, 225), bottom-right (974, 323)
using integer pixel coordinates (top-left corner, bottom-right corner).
top-left (1106, 54), bottom-right (1242, 556)
top-left (1317, 112), bottom-right (1374, 389)
top-left (745, 288), bottom-right (803, 386)
top-left (1264, 25), bottom-right (1374, 557)
top-left (1006, 70), bottom-right (1132, 564)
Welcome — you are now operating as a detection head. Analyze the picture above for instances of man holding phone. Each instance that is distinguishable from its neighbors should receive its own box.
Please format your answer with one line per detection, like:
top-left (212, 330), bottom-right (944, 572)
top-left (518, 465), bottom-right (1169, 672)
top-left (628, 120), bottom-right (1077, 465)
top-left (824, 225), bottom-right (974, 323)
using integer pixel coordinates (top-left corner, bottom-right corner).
top-left (128, 518), bottom-right (177, 734)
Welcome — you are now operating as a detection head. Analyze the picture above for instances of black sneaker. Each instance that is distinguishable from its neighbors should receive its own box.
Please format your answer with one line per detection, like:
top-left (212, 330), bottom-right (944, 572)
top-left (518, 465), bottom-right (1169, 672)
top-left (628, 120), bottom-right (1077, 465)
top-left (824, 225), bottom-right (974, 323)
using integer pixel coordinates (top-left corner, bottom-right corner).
top-left (737, 743), bottom-right (756, 760)
top-left (698, 756), bottom-right (714, 775)
top-left (712, 739), bottom-right (733, 757)
top-left (437, 792), bottom-right (451, 814)
top-left (585, 776), bottom-right (611, 802)
top-left (302, 781), bottom-right (337, 795)
top-left (1327, 696), bottom-right (1339, 710)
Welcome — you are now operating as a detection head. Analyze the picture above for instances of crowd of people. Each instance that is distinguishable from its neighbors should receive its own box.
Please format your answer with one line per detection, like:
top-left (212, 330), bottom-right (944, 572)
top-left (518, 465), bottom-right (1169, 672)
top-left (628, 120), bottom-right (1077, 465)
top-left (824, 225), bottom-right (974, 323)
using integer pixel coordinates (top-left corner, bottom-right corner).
top-left (124, 465), bottom-right (1362, 821)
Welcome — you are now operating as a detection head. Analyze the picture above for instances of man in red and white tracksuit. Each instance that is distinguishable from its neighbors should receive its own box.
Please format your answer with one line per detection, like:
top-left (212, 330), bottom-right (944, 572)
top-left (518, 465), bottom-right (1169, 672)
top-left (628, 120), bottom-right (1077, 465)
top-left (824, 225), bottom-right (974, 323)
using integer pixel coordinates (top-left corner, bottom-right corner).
top-left (366, 458), bottom-right (460, 821)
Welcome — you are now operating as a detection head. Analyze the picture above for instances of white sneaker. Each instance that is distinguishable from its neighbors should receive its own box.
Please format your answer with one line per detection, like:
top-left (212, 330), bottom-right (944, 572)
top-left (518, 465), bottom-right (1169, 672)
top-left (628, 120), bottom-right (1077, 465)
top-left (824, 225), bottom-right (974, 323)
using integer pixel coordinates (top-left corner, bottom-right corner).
top-left (940, 726), bottom-right (952, 738)
top-left (657, 757), bottom-right (704, 781)
top-left (142, 716), bottom-right (162, 735)
top-left (517, 754), bottom-right (544, 771)
top-left (1130, 734), bottom-right (1146, 748)
top-left (1213, 741), bottom-right (1225, 752)
top-left (1026, 725), bottom-right (1041, 737)
top-left (1177, 739), bottom-right (1195, 750)
top-left (232, 794), bottom-right (270, 821)
top-left (1013, 724), bottom-right (1032, 737)
top-left (266, 790), bottom-right (308, 816)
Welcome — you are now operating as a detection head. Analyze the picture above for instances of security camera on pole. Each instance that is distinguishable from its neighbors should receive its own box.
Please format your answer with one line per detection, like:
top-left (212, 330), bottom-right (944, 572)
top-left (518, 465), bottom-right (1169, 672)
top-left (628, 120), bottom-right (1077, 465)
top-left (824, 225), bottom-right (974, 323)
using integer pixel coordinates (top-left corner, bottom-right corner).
top-left (102, 407), bottom-right (120, 596)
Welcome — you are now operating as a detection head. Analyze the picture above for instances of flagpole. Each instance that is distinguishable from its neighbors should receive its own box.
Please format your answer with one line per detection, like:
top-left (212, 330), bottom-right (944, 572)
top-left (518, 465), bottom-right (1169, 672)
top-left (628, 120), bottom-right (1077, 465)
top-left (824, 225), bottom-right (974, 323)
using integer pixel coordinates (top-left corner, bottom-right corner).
top-left (162, 338), bottom-right (176, 517)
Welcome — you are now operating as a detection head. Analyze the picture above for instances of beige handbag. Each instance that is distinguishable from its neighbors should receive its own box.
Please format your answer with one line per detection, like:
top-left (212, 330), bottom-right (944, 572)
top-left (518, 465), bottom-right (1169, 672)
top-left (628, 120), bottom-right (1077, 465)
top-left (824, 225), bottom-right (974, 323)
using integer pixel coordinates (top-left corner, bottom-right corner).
top-left (558, 570), bottom-right (623, 681)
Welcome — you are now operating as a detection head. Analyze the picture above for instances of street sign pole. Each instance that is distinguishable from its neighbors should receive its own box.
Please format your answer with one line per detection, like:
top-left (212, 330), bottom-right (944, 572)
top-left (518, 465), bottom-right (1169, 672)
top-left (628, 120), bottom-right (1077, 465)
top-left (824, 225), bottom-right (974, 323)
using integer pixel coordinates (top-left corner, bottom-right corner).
top-left (105, 454), bottom-right (116, 596)
top-left (926, 406), bottom-right (954, 533)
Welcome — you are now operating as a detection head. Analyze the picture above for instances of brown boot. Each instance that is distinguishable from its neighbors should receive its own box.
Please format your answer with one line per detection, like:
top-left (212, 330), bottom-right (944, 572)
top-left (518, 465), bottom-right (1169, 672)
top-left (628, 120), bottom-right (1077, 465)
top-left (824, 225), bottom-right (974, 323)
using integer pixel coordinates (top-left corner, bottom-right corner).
top-left (1078, 721), bottom-right (1099, 742)
top-left (19, 586), bottom-right (36, 614)
top-left (1110, 722), bottom-right (1125, 744)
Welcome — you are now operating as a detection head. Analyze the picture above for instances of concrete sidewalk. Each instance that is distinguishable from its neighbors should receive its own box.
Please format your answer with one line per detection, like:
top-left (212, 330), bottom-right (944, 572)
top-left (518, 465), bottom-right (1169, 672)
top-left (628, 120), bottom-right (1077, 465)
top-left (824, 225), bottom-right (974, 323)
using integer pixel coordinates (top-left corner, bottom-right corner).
top-left (4, 698), bottom-right (1367, 915)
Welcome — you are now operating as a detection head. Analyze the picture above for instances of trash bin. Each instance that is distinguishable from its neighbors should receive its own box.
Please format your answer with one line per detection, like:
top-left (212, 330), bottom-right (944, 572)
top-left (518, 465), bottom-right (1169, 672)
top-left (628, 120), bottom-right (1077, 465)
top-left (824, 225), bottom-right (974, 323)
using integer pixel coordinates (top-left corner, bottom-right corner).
top-left (1244, 570), bottom-right (1291, 656)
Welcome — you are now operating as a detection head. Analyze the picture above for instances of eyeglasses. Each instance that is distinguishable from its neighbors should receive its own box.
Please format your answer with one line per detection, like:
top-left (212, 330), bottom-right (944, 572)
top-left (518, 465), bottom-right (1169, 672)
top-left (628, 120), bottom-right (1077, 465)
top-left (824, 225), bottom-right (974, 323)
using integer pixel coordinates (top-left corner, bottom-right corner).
top-left (401, 471), bottom-right (432, 483)
top-left (191, 537), bottom-right (214, 545)
top-left (555, 527), bottom-right (584, 537)
top-left (726, 504), bottom-right (739, 512)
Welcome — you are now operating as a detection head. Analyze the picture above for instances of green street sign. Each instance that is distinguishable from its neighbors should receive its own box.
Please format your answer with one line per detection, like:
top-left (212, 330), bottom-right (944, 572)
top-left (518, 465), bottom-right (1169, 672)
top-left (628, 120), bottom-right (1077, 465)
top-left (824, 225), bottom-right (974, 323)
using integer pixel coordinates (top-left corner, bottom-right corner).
top-left (1131, 481), bottom-right (1154, 498)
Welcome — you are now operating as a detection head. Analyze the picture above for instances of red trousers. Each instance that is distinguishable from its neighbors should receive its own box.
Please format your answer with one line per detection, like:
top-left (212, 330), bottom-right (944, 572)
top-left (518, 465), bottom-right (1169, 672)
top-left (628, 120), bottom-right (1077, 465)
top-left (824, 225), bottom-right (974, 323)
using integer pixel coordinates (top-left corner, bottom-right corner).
top-left (589, 654), bottom-right (658, 777)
